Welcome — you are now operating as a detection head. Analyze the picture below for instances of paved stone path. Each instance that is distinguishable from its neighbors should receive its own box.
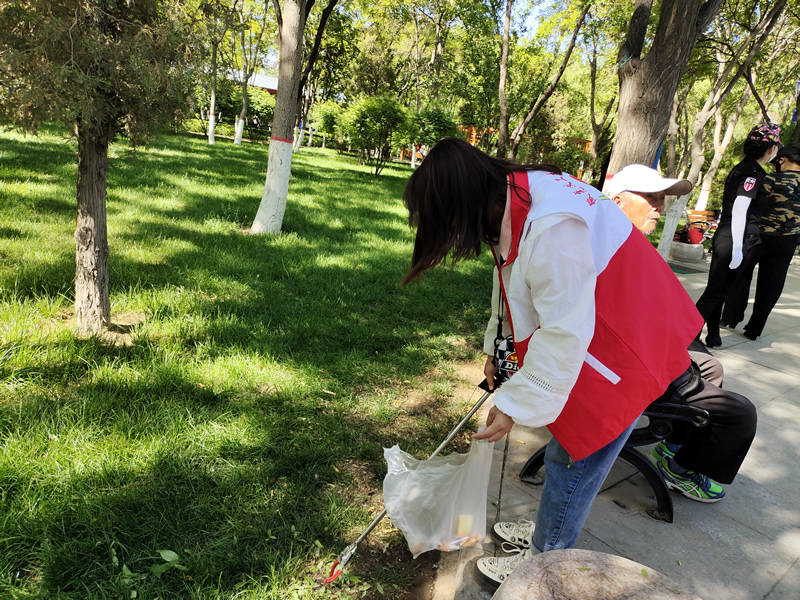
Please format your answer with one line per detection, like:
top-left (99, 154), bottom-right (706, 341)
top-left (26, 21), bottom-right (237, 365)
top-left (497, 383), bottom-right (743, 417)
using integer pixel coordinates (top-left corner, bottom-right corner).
top-left (433, 256), bottom-right (800, 600)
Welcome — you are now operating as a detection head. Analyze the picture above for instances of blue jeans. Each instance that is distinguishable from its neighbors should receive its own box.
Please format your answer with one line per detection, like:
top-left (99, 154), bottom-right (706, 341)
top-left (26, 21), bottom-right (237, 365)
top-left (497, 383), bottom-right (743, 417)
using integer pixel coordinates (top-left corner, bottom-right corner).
top-left (532, 418), bottom-right (637, 552)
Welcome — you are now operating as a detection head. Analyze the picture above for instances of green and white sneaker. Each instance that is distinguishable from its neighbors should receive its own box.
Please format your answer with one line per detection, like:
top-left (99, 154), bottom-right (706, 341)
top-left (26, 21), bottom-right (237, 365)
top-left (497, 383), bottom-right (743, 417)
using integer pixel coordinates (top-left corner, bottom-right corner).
top-left (651, 441), bottom-right (680, 461)
top-left (656, 455), bottom-right (725, 503)
top-left (476, 547), bottom-right (533, 585)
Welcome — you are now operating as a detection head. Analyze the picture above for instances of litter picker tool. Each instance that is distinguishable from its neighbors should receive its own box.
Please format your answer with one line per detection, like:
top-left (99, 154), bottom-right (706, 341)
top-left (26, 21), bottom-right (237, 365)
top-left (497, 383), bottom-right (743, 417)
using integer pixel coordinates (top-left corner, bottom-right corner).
top-left (324, 377), bottom-right (497, 584)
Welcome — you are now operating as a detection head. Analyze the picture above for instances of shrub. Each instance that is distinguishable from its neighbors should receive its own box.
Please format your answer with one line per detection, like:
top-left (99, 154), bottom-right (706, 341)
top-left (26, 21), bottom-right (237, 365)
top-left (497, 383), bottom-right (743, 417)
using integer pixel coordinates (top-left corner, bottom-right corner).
top-left (340, 96), bottom-right (407, 176)
top-left (409, 107), bottom-right (459, 147)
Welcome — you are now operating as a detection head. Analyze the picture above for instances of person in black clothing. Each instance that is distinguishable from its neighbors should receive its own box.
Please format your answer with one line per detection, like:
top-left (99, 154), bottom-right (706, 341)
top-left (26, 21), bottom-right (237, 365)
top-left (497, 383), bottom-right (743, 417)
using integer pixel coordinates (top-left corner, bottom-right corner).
top-left (695, 123), bottom-right (781, 347)
top-left (724, 145), bottom-right (800, 339)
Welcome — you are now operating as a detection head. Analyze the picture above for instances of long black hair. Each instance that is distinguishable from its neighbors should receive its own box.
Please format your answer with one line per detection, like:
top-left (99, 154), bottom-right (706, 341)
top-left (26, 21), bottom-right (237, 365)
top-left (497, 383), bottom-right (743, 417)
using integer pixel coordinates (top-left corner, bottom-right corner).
top-left (401, 138), bottom-right (558, 286)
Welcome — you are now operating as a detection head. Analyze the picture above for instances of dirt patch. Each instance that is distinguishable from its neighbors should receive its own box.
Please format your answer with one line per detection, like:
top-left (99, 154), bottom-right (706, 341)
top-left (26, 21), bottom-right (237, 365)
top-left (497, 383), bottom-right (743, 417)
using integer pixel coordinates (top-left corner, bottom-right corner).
top-left (387, 356), bottom-right (492, 454)
top-left (44, 310), bottom-right (146, 346)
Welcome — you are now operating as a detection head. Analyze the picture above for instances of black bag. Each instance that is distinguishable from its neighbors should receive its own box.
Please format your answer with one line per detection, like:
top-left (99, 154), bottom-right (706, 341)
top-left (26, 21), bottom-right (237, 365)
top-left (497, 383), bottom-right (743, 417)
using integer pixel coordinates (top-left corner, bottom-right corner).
top-left (743, 232), bottom-right (762, 253)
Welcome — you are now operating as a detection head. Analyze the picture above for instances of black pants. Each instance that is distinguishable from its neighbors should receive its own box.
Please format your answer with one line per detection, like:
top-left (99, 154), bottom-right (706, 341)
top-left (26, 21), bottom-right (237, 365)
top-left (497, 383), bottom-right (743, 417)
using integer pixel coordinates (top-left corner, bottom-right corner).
top-left (696, 227), bottom-right (759, 337)
top-left (723, 234), bottom-right (800, 333)
top-left (665, 352), bottom-right (757, 484)
top-left (722, 255), bottom-right (757, 327)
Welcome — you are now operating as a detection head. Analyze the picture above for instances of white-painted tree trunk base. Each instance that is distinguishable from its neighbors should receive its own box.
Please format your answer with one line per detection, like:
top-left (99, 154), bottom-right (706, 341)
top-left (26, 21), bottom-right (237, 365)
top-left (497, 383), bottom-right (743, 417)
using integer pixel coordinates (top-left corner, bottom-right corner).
top-left (657, 193), bottom-right (691, 259)
top-left (234, 118), bottom-right (244, 145)
top-left (322, 133), bottom-right (326, 148)
top-left (294, 129), bottom-right (305, 151)
top-left (251, 139), bottom-right (294, 234)
top-left (307, 127), bottom-right (313, 146)
top-left (411, 143), bottom-right (418, 168)
top-left (694, 188), bottom-right (711, 211)
top-left (670, 241), bottom-right (705, 262)
top-left (208, 115), bottom-right (216, 145)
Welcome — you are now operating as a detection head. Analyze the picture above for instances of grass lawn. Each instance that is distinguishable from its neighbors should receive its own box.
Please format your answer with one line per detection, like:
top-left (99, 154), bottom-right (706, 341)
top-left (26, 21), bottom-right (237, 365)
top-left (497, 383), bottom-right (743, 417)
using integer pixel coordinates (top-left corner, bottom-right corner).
top-left (0, 128), bottom-right (494, 599)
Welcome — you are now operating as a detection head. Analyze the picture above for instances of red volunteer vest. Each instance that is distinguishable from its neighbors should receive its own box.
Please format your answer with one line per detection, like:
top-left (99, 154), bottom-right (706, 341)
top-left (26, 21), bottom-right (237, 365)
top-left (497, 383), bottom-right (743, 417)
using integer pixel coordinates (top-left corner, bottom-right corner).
top-left (495, 171), bottom-right (703, 460)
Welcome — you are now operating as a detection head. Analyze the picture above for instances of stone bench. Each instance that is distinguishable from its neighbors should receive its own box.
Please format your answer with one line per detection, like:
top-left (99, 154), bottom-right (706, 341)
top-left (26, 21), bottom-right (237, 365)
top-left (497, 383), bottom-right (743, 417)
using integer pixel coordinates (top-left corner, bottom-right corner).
top-left (492, 549), bottom-right (701, 599)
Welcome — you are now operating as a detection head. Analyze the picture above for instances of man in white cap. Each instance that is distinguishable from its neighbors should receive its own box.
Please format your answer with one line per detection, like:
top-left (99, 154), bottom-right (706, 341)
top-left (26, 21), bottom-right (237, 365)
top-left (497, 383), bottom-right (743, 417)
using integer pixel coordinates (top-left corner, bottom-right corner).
top-left (604, 164), bottom-right (693, 235)
top-left (605, 165), bottom-right (755, 503)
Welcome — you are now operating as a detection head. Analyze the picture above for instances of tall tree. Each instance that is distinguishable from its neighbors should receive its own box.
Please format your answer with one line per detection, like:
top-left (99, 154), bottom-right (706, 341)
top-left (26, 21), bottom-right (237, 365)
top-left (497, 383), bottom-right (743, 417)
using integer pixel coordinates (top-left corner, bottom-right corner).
top-left (202, 0), bottom-right (240, 145)
top-left (0, 1), bottom-right (194, 333)
top-left (495, 0), bottom-right (514, 157)
top-left (656, 0), bottom-right (788, 257)
top-left (418, 0), bottom-right (458, 101)
top-left (231, 0), bottom-right (271, 145)
top-left (665, 83), bottom-right (694, 178)
top-left (579, 5), bottom-right (623, 182)
top-left (294, 0), bottom-right (339, 150)
top-left (250, 0), bottom-right (309, 234)
top-left (693, 87), bottom-right (751, 210)
top-left (606, 0), bottom-right (722, 177)
top-left (506, 2), bottom-right (590, 159)
top-left (450, 3), bottom-right (501, 150)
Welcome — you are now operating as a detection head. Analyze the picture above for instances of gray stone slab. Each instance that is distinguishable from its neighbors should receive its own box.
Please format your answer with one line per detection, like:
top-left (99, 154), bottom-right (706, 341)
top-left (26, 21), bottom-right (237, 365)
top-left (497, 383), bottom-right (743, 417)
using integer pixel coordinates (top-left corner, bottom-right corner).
top-left (708, 353), bottom-right (797, 408)
top-left (714, 324), bottom-right (800, 378)
top-left (764, 557), bottom-right (800, 600)
top-left (598, 470), bottom-right (666, 518)
top-left (574, 528), bottom-right (628, 556)
top-left (582, 492), bottom-right (798, 600)
top-left (604, 456), bottom-right (641, 489)
top-left (721, 404), bottom-right (800, 540)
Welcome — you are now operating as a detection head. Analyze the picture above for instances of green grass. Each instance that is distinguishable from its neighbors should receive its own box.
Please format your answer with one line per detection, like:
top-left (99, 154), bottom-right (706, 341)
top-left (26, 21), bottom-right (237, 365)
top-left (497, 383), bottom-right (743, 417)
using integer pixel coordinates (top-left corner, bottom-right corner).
top-left (0, 128), bottom-right (494, 598)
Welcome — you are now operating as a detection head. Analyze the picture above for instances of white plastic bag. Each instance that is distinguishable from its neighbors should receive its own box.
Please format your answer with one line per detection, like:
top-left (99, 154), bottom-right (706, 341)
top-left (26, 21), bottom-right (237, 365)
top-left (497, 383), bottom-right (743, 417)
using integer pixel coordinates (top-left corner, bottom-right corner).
top-left (382, 439), bottom-right (494, 557)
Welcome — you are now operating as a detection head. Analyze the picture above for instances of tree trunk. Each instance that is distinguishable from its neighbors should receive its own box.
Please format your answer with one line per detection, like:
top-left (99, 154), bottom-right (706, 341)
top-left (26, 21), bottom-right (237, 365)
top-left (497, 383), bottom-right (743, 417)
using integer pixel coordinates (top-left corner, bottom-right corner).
top-left (665, 89), bottom-right (681, 178)
top-left (496, 0), bottom-right (513, 157)
top-left (507, 3), bottom-right (589, 159)
top-left (297, 0), bottom-right (339, 106)
top-left (75, 125), bottom-right (110, 333)
top-left (294, 124), bottom-right (305, 150)
top-left (606, 0), bottom-right (722, 259)
top-left (695, 88), bottom-right (750, 210)
top-left (655, 1), bottom-right (785, 256)
top-left (251, 0), bottom-right (306, 234)
top-left (677, 102), bottom-right (690, 178)
top-left (208, 44), bottom-right (218, 145)
top-left (412, 8), bottom-right (421, 110)
top-left (429, 16), bottom-right (445, 101)
top-left (586, 37), bottom-right (615, 184)
top-left (606, 0), bottom-right (721, 177)
top-left (609, 66), bottom-right (683, 177)
top-left (234, 81), bottom-right (248, 145)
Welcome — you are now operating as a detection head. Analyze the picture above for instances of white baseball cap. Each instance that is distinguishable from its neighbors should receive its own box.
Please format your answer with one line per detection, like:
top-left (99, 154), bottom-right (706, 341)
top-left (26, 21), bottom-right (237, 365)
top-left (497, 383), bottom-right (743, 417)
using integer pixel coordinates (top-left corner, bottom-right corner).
top-left (605, 164), bottom-right (692, 198)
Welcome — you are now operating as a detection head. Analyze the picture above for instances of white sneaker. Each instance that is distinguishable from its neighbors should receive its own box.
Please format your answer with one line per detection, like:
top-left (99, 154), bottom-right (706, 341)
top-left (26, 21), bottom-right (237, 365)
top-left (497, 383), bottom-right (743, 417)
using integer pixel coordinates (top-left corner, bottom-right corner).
top-left (476, 547), bottom-right (533, 584)
top-left (492, 519), bottom-right (534, 549)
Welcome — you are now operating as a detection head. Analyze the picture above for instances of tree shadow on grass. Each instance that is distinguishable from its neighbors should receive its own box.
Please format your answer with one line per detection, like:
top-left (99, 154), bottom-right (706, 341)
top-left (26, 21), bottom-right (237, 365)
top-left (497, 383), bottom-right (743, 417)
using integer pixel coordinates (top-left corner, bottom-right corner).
top-left (0, 354), bottom-right (457, 597)
top-left (1, 130), bottom-right (490, 596)
top-left (3, 128), bottom-right (490, 392)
